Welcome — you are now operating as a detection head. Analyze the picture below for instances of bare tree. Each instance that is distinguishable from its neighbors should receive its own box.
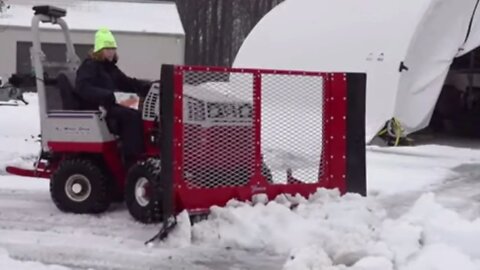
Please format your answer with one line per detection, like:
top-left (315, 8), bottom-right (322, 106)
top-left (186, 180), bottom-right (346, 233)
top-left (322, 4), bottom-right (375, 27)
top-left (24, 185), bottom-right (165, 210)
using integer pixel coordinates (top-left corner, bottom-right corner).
top-left (166, 0), bottom-right (283, 66)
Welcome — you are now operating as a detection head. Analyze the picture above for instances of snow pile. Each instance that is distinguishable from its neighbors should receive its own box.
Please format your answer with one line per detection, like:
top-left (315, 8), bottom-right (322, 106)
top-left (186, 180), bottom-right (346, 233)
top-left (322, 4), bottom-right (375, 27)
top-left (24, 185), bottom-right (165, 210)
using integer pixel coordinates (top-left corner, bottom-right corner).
top-left (189, 189), bottom-right (389, 269)
top-left (163, 189), bottom-right (480, 269)
top-left (0, 248), bottom-right (70, 270)
top-left (192, 189), bottom-right (386, 260)
top-left (402, 244), bottom-right (477, 270)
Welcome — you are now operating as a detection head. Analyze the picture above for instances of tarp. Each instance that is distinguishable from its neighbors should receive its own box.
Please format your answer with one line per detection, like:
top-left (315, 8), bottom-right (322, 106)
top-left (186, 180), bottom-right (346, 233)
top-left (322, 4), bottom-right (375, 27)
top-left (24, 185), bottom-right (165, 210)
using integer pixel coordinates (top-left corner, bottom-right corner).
top-left (233, 0), bottom-right (480, 142)
top-left (394, 0), bottom-right (479, 132)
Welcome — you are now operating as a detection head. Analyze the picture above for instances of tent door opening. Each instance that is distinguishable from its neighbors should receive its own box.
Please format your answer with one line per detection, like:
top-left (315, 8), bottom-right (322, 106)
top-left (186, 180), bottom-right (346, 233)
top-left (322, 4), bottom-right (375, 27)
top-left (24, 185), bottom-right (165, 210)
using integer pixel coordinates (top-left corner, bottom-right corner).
top-left (428, 46), bottom-right (480, 138)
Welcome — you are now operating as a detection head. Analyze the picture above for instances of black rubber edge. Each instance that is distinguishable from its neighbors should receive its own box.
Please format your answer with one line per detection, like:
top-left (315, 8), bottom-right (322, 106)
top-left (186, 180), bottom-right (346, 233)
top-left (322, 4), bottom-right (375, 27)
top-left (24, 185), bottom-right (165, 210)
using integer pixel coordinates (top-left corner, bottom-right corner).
top-left (346, 73), bottom-right (367, 196)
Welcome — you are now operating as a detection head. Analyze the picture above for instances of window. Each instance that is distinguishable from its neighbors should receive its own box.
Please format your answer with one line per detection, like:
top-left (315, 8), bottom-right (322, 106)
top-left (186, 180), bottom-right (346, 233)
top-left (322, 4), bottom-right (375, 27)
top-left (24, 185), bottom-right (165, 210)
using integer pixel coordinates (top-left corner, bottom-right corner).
top-left (16, 41), bottom-right (92, 77)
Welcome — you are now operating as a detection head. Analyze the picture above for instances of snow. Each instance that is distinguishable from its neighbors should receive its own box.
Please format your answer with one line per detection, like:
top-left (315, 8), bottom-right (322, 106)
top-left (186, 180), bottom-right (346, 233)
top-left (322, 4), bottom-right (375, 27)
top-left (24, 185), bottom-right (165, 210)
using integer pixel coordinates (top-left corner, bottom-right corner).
top-left (351, 257), bottom-right (393, 270)
top-left (402, 244), bottom-right (478, 270)
top-left (156, 189), bottom-right (480, 269)
top-left (282, 245), bottom-right (335, 270)
top-left (366, 144), bottom-right (479, 195)
top-left (0, 94), bottom-right (40, 175)
top-left (175, 190), bottom-right (480, 270)
top-left (3, 93), bottom-right (480, 269)
top-left (189, 190), bottom-right (386, 265)
top-left (0, 247), bottom-right (70, 270)
top-left (0, 0), bottom-right (185, 35)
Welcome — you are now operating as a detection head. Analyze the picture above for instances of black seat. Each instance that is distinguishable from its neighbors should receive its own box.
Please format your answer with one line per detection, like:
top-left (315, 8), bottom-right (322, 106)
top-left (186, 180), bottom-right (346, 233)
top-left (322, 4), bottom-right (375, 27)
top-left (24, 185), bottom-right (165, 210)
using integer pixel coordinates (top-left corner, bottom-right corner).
top-left (56, 71), bottom-right (82, 110)
top-left (55, 71), bottom-right (121, 135)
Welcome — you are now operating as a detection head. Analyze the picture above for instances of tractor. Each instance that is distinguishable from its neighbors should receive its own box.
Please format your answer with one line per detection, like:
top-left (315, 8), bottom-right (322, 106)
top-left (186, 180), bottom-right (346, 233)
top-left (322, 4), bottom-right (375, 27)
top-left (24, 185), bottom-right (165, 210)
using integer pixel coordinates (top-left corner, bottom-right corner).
top-left (6, 5), bottom-right (270, 225)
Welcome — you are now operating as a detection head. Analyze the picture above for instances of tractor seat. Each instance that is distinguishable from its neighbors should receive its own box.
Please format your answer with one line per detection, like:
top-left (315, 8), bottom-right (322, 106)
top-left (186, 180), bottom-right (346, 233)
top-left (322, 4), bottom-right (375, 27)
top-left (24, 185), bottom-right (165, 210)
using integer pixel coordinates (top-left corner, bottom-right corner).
top-left (56, 71), bottom-right (82, 110)
top-left (55, 71), bottom-right (121, 135)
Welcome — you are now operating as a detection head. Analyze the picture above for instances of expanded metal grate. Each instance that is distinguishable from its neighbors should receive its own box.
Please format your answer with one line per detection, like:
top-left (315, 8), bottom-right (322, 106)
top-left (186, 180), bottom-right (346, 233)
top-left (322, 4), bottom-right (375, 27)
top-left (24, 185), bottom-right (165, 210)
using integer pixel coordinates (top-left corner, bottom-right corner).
top-left (163, 65), bottom-right (359, 212)
top-left (182, 71), bottom-right (256, 189)
top-left (176, 69), bottom-right (326, 189)
top-left (142, 83), bottom-right (160, 120)
top-left (261, 74), bottom-right (325, 184)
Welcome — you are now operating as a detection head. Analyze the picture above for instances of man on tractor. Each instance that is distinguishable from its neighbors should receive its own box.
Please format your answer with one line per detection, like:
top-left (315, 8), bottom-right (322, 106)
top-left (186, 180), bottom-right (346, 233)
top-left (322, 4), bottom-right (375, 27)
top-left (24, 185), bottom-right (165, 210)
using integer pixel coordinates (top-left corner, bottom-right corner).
top-left (74, 28), bottom-right (151, 168)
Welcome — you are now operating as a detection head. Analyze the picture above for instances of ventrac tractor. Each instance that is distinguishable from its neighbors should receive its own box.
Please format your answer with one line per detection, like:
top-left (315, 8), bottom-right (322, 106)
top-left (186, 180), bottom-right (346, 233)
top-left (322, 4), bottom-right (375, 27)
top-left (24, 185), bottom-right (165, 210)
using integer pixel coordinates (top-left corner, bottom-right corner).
top-left (6, 5), bottom-right (271, 225)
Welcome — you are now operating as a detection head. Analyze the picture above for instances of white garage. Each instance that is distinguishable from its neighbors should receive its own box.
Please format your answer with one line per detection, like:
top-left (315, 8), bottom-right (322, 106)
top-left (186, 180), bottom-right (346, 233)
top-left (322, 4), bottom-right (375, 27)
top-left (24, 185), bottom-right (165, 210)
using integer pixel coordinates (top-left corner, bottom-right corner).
top-left (233, 0), bottom-right (480, 142)
top-left (0, 0), bottom-right (185, 81)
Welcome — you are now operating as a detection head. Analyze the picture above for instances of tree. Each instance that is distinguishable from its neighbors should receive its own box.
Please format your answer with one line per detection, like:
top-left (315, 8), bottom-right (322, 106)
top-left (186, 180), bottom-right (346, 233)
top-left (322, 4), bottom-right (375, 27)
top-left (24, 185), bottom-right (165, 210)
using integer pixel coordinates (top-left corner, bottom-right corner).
top-left (165, 0), bottom-right (283, 66)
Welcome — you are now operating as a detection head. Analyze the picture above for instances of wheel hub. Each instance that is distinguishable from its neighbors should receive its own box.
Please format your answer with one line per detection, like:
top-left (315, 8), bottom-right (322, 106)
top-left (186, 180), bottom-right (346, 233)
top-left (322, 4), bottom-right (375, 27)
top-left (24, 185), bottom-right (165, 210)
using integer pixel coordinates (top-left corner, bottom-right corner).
top-left (65, 174), bottom-right (92, 202)
top-left (72, 183), bottom-right (82, 194)
top-left (135, 177), bottom-right (151, 207)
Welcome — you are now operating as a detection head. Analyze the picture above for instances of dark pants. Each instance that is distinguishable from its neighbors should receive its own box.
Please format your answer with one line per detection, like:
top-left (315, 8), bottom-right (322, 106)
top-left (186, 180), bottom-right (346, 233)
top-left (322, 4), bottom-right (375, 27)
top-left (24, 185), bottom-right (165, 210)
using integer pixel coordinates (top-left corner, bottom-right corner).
top-left (107, 105), bottom-right (145, 166)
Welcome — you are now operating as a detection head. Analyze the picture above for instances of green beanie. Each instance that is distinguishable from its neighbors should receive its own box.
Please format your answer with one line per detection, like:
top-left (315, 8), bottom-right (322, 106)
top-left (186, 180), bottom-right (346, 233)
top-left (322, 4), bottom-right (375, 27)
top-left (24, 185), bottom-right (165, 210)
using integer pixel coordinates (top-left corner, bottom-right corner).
top-left (94, 28), bottom-right (117, 53)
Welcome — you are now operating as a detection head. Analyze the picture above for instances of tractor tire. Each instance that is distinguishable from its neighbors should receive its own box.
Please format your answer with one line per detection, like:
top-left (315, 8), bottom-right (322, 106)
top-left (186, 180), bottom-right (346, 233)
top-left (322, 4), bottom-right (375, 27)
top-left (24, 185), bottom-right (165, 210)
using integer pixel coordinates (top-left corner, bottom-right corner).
top-left (50, 158), bottom-right (111, 214)
top-left (125, 159), bottom-right (163, 224)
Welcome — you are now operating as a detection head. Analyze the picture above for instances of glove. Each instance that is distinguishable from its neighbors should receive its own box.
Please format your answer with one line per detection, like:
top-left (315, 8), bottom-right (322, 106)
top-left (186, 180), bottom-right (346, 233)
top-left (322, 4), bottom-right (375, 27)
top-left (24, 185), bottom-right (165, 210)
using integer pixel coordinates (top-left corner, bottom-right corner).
top-left (137, 80), bottom-right (152, 97)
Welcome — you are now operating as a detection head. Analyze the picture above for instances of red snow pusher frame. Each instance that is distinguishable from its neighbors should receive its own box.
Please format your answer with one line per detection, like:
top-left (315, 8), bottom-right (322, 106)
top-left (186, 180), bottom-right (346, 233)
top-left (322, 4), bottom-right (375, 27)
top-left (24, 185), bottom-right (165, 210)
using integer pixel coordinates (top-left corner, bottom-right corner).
top-left (150, 65), bottom-right (366, 241)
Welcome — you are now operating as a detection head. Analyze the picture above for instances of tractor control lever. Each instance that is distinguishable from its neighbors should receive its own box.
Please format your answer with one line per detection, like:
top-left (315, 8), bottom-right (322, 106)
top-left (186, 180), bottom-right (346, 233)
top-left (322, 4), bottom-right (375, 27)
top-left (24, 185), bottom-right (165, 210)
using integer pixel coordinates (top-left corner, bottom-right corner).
top-left (99, 106), bottom-right (108, 119)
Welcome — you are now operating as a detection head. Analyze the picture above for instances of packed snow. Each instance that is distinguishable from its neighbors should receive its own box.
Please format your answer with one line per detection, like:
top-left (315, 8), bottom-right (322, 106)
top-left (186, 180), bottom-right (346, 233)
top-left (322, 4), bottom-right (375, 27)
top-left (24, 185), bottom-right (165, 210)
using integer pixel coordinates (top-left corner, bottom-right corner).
top-left (2, 94), bottom-right (480, 269)
top-left (0, 247), bottom-right (69, 270)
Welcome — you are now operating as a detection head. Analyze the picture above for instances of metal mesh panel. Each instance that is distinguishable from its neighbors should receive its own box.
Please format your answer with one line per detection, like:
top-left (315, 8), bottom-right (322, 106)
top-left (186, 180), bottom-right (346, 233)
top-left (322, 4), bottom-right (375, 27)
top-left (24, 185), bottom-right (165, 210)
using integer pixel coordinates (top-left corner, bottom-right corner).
top-left (261, 74), bottom-right (325, 184)
top-left (167, 66), bottom-right (353, 212)
top-left (142, 83), bottom-right (160, 120)
top-left (182, 71), bottom-right (255, 189)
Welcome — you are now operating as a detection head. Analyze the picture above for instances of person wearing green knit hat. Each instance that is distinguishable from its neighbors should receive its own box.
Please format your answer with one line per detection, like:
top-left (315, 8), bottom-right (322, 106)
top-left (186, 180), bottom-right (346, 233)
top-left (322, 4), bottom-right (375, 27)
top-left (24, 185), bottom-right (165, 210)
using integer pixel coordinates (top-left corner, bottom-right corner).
top-left (74, 27), bottom-right (152, 169)
top-left (90, 27), bottom-right (118, 63)
top-left (94, 27), bottom-right (117, 53)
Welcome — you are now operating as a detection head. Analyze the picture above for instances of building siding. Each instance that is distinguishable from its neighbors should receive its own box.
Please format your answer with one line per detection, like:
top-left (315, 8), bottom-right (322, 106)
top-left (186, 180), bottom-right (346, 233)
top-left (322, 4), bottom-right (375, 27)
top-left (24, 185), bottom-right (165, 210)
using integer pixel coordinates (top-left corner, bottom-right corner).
top-left (0, 27), bottom-right (185, 81)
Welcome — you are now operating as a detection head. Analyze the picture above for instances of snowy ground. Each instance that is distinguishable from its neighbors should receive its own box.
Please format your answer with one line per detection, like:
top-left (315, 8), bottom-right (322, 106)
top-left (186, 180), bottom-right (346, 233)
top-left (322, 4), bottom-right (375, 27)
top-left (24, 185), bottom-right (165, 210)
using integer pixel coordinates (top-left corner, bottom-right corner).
top-left (2, 94), bottom-right (480, 269)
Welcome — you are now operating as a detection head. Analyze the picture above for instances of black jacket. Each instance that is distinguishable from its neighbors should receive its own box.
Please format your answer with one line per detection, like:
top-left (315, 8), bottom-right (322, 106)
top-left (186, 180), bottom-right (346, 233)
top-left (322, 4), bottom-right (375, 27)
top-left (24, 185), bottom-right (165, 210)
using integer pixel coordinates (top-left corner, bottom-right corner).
top-left (74, 58), bottom-right (150, 110)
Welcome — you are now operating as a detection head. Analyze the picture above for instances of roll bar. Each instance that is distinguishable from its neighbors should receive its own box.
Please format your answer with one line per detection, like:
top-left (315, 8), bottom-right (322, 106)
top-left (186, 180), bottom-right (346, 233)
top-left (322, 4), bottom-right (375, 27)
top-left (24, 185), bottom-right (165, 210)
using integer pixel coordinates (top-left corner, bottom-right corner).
top-left (30, 5), bottom-right (81, 151)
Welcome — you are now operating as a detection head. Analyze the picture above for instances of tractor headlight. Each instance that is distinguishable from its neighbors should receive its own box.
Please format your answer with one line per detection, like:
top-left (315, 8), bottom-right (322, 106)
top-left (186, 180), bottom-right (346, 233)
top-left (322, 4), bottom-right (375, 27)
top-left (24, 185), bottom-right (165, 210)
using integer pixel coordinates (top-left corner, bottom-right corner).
top-left (207, 103), bottom-right (224, 118)
top-left (223, 104), bottom-right (237, 118)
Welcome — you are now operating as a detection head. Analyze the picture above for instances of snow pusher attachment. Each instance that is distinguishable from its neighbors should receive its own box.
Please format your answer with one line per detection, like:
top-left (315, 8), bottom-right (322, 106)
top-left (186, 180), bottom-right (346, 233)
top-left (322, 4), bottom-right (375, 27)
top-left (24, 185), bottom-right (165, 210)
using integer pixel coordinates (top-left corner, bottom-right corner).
top-left (148, 65), bottom-right (367, 242)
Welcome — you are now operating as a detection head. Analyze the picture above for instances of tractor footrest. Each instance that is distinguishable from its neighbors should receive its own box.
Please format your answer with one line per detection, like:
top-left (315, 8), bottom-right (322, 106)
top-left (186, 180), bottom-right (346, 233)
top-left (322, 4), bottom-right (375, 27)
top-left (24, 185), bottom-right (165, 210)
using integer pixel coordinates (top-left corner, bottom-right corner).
top-left (6, 165), bottom-right (51, 179)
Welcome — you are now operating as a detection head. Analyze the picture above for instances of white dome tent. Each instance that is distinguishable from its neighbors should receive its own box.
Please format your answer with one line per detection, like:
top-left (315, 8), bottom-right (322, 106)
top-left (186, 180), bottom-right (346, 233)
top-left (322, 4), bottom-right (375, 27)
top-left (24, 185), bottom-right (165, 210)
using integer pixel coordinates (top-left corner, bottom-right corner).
top-left (233, 0), bottom-right (480, 142)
